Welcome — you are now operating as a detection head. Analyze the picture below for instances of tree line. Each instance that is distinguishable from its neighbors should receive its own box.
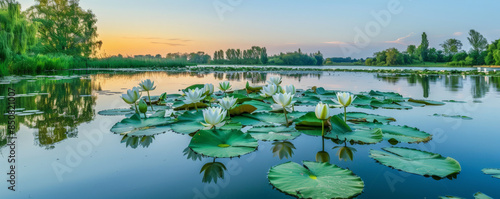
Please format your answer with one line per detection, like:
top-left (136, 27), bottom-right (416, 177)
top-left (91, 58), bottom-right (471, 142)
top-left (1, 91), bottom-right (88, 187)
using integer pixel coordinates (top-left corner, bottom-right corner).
top-left (365, 30), bottom-right (500, 66)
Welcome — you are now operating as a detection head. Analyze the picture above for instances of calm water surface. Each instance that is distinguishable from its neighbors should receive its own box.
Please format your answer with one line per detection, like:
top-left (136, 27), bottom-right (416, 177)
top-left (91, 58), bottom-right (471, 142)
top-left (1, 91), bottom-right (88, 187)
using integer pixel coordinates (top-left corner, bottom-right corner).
top-left (1, 70), bottom-right (499, 199)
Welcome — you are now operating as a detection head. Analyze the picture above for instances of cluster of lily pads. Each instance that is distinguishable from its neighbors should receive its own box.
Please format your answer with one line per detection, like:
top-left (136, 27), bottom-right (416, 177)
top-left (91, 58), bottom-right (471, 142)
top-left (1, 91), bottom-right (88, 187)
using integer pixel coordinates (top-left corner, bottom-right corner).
top-left (98, 77), bottom-right (494, 199)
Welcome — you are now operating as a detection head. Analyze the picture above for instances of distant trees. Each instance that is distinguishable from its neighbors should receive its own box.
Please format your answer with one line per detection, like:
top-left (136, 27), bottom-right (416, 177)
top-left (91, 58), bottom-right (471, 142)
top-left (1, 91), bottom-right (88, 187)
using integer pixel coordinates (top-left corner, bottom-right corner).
top-left (468, 29), bottom-right (488, 53)
top-left (267, 49), bottom-right (323, 66)
top-left (440, 39), bottom-right (462, 56)
top-left (417, 32), bottom-right (429, 62)
top-left (485, 39), bottom-right (500, 65)
top-left (212, 46), bottom-right (268, 65)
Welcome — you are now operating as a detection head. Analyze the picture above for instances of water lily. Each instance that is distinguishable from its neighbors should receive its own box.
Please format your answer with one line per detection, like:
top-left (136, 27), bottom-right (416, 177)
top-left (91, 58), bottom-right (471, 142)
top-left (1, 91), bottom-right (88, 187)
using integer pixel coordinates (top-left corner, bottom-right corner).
top-left (204, 83), bottom-right (214, 96)
top-left (332, 92), bottom-right (356, 122)
top-left (201, 107), bottom-right (227, 129)
top-left (282, 84), bottom-right (296, 95)
top-left (267, 76), bottom-right (282, 85)
top-left (139, 79), bottom-right (156, 111)
top-left (315, 102), bottom-right (330, 136)
top-left (183, 87), bottom-right (206, 111)
top-left (219, 81), bottom-right (231, 93)
top-left (260, 83), bottom-right (278, 97)
top-left (218, 96), bottom-right (237, 118)
top-left (122, 87), bottom-right (142, 112)
top-left (272, 93), bottom-right (294, 125)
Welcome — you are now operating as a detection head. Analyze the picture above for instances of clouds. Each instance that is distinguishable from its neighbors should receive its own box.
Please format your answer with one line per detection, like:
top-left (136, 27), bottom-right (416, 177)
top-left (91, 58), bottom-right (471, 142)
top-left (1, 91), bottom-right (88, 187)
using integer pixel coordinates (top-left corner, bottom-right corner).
top-left (385, 32), bottom-right (415, 45)
top-left (453, 32), bottom-right (463, 36)
top-left (122, 36), bottom-right (192, 46)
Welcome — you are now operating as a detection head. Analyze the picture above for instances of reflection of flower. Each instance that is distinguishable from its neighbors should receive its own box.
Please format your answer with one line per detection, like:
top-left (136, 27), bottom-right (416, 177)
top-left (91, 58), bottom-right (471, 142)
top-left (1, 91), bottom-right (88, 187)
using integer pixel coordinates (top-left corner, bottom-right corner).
top-left (200, 161), bottom-right (227, 183)
top-left (219, 81), bottom-right (231, 92)
top-left (204, 83), bottom-right (214, 95)
top-left (283, 84), bottom-right (296, 95)
top-left (183, 88), bottom-right (205, 105)
top-left (139, 79), bottom-right (156, 91)
top-left (260, 84), bottom-right (278, 97)
top-left (201, 107), bottom-right (227, 129)
top-left (267, 76), bottom-right (282, 85)
top-left (218, 96), bottom-right (237, 111)
top-left (271, 141), bottom-right (296, 160)
top-left (316, 151), bottom-right (330, 163)
top-left (122, 87), bottom-right (142, 104)
top-left (333, 145), bottom-right (357, 161)
top-left (315, 102), bottom-right (330, 120)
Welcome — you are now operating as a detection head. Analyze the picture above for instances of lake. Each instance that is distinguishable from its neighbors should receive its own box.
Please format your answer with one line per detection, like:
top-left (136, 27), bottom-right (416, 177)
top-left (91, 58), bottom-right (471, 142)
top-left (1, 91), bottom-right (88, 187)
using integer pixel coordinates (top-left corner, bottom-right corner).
top-left (1, 68), bottom-right (499, 199)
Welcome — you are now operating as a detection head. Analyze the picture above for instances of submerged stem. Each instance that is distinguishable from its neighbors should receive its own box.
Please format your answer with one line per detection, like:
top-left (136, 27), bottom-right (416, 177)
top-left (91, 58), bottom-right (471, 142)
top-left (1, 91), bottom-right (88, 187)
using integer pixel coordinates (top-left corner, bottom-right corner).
top-left (147, 91), bottom-right (154, 111)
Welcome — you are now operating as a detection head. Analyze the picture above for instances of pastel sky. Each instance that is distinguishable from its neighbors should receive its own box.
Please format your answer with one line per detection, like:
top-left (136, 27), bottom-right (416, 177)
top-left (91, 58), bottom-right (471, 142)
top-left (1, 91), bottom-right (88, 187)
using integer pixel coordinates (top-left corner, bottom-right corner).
top-left (17, 0), bottom-right (500, 58)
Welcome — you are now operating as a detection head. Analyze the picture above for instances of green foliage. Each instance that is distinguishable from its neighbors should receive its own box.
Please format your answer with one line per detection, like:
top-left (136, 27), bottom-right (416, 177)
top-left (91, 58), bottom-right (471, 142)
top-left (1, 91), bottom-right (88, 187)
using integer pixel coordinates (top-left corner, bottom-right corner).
top-left (212, 46), bottom-right (266, 65)
top-left (440, 38), bottom-right (463, 55)
top-left (418, 32), bottom-right (429, 61)
top-left (267, 49), bottom-right (322, 66)
top-left (27, 0), bottom-right (102, 57)
top-left (468, 29), bottom-right (488, 53)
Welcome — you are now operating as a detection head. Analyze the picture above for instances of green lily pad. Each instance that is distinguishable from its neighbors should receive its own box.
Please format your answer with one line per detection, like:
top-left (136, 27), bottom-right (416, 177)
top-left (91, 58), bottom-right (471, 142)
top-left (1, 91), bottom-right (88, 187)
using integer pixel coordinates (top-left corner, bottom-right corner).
top-left (342, 112), bottom-right (396, 123)
top-left (247, 126), bottom-right (301, 141)
top-left (370, 147), bottom-right (461, 178)
top-left (352, 95), bottom-right (375, 106)
top-left (367, 90), bottom-right (404, 101)
top-left (242, 100), bottom-right (272, 112)
top-left (442, 100), bottom-right (466, 103)
top-left (231, 112), bottom-right (295, 127)
top-left (371, 100), bottom-right (412, 110)
top-left (171, 111), bottom-right (206, 134)
top-left (110, 113), bottom-right (174, 136)
top-left (183, 84), bottom-right (205, 91)
top-left (482, 168), bottom-right (500, 179)
top-left (474, 192), bottom-right (493, 199)
top-left (433, 114), bottom-right (473, 120)
top-left (246, 81), bottom-right (262, 93)
top-left (356, 123), bottom-right (432, 143)
top-left (409, 98), bottom-right (446, 106)
top-left (173, 101), bottom-right (209, 111)
top-left (268, 161), bottom-right (364, 199)
top-left (189, 129), bottom-right (258, 158)
top-left (98, 108), bottom-right (134, 116)
top-left (439, 196), bottom-right (464, 199)
top-left (295, 112), bottom-right (324, 127)
top-left (229, 104), bottom-right (257, 116)
top-left (324, 115), bottom-right (383, 144)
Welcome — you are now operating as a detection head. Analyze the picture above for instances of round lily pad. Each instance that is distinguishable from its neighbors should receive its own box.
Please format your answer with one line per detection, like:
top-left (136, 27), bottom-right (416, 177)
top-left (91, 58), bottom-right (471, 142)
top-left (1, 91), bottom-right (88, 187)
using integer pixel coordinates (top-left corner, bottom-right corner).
top-left (247, 126), bottom-right (301, 141)
top-left (342, 112), bottom-right (396, 123)
top-left (98, 108), bottom-right (134, 116)
top-left (355, 123), bottom-right (432, 143)
top-left (474, 192), bottom-right (492, 199)
top-left (268, 161), bottom-right (364, 199)
top-left (110, 113), bottom-right (174, 136)
top-left (189, 129), bottom-right (258, 158)
top-left (370, 147), bottom-right (461, 178)
top-left (170, 111), bottom-right (206, 134)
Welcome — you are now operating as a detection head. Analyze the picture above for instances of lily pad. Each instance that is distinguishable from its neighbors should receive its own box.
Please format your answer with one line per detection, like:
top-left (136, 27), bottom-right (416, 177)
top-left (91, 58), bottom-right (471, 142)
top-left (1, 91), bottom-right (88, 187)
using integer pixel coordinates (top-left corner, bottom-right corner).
top-left (356, 123), bottom-right (432, 143)
top-left (370, 147), bottom-right (461, 178)
top-left (189, 129), bottom-right (258, 158)
top-left (171, 111), bottom-right (206, 134)
top-left (98, 108), bottom-right (134, 116)
top-left (268, 161), bottom-right (364, 199)
top-left (247, 126), bottom-right (301, 141)
top-left (242, 100), bottom-right (272, 112)
top-left (371, 100), bottom-right (412, 110)
top-left (231, 112), bottom-right (294, 127)
top-left (482, 168), bottom-right (500, 179)
top-left (229, 104), bottom-right (257, 116)
top-left (474, 192), bottom-right (492, 199)
top-left (439, 196), bottom-right (464, 199)
top-left (367, 90), bottom-right (404, 101)
top-left (409, 98), bottom-right (445, 106)
top-left (433, 114), bottom-right (473, 120)
top-left (295, 112), bottom-right (324, 127)
top-left (342, 112), bottom-right (396, 123)
top-left (173, 101), bottom-right (209, 111)
top-left (325, 115), bottom-right (383, 144)
top-left (110, 113), bottom-right (174, 136)
top-left (246, 81), bottom-right (262, 93)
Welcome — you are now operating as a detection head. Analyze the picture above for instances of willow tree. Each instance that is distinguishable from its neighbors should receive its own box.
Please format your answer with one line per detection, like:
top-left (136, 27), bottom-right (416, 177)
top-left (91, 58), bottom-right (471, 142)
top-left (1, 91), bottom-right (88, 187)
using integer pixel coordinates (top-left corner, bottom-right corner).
top-left (27, 0), bottom-right (102, 57)
top-left (0, 1), bottom-right (38, 61)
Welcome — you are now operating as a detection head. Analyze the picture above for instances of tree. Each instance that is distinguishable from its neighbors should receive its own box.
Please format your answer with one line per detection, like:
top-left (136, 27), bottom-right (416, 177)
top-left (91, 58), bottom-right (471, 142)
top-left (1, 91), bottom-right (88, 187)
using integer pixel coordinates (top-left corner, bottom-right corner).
top-left (440, 39), bottom-right (462, 55)
top-left (468, 29), bottom-right (488, 53)
top-left (418, 32), bottom-right (429, 62)
top-left (27, 0), bottom-right (102, 57)
top-left (0, 2), bottom-right (37, 61)
top-left (260, 47), bottom-right (268, 64)
top-left (406, 45), bottom-right (416, 56)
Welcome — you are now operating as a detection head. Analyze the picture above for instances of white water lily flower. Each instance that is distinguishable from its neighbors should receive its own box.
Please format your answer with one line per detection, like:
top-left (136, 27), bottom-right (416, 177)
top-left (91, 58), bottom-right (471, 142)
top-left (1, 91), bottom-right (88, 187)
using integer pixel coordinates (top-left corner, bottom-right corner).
top-left (272, 93), bottom-right (294, 112)
top-left (183, 87), bottom-right (205, 104)
top-left (121, 87), bottom-right (142, 104)
top-left (139, 79), bottom-right (156, 91)
top-left (315, 102), bottom-right (330, 120)
top-left (332, 92), bottom-right (356, 107)
top-left (267, 76), bottom-right (282, 85)
top-left (282, 84), bottom-right (296, 95)
top-left (218, 96), bottom-right (237, 110)
top-left (219, 81), bottom-right (231, 92)
top-left (260, 84), bottom-right (278, 97)
top-left (201, 107), bottom-right (227, 129)
top-left (204, 83), bottom-right (214, 95)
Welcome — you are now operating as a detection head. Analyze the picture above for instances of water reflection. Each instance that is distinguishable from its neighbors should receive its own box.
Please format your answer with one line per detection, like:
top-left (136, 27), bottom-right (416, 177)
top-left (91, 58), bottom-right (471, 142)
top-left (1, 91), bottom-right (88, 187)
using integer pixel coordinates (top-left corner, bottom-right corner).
top-left (200, 158), bottom-right (227, 183)
top-left (183, 147), bottom-right (204, 161)
top-left (0, 77), bottom-right (96, 149)
top-left (315, 137), bottom-right (330, 163)
top-left (271, 141), bottom-right (296, 160)
top-left (121, 135), bottom-right (155, 149)
top-left (333, 142), bottom-right (357, 162)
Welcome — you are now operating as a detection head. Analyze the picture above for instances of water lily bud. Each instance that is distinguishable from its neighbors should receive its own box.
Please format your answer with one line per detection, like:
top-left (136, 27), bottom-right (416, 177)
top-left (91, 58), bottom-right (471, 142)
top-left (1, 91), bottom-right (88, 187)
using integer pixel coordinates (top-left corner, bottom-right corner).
top-left (315, 102), bottom-right (330, 120)
top-left (139, 99), bottom-right (148, 114)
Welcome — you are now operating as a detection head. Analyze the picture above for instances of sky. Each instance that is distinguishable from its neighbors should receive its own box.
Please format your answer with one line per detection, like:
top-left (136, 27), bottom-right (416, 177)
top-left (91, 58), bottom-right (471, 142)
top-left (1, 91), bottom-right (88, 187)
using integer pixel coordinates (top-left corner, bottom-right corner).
top-left (16, 0), bottom-right (500, 58)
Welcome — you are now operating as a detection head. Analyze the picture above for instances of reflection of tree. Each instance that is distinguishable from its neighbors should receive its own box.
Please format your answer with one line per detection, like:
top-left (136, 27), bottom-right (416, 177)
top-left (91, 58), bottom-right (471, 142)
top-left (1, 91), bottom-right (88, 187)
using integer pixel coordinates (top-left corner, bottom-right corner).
top-left (271, 141), bottom-right (295, 160)
top-left (491, 76), bottom-right (500, 92)
top-left (0, 77), bottom-right (96, 149)
top-left (444, 75), bottom-right (463, 92)
top-left (471, 76), bottom-right (490, 98)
